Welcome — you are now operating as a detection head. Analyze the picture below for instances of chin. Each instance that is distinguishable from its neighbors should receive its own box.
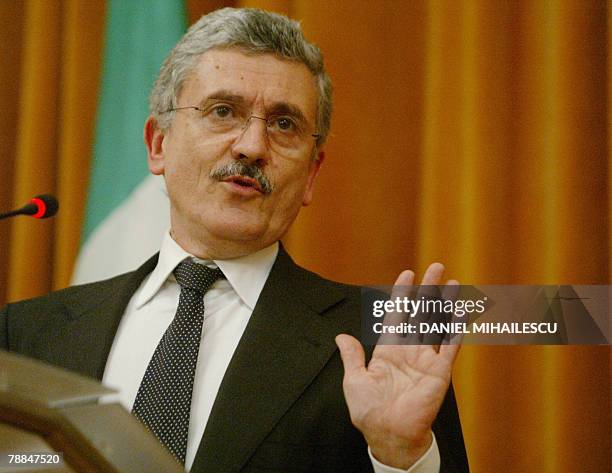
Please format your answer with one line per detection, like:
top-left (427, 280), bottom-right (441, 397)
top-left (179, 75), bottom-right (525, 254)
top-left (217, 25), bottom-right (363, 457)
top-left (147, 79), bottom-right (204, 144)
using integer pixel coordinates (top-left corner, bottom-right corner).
top-left (205, 214), bottom-right (271, 243)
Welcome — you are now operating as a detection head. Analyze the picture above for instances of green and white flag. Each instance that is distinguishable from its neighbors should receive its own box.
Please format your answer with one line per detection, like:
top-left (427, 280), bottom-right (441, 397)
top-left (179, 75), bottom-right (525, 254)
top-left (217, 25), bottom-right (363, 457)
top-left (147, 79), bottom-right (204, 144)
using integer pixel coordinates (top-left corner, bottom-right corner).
top-left (73, 0), bottom-right (186, 284)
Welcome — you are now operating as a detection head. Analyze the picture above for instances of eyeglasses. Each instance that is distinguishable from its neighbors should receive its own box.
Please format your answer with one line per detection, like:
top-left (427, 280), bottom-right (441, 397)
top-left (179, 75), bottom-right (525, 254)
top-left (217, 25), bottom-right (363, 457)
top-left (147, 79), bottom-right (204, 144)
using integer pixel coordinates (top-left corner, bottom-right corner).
top-left (163, 103), bottom-right (319, 157)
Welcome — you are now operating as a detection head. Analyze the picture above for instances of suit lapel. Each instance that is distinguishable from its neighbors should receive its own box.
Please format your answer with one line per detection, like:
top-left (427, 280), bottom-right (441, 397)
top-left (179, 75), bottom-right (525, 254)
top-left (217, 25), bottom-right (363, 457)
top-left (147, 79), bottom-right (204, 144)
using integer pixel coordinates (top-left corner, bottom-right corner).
top-left (191, 248), bottom-right (348, 472)
top-left (34, 254), bottom-right (159, 380)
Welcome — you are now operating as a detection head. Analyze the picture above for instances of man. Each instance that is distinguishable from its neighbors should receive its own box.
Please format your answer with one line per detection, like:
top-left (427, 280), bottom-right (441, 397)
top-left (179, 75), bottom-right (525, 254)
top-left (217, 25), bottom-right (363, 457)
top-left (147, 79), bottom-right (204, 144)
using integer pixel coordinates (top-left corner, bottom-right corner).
top-left (1, 8), bottom-right (468, 473)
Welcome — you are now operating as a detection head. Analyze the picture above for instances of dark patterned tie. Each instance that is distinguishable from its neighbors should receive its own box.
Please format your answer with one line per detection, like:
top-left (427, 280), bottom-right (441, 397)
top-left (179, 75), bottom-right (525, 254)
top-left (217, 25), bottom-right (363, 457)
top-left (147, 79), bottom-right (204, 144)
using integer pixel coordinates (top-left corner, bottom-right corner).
top-left (132, 259), bottom-right (224, 464)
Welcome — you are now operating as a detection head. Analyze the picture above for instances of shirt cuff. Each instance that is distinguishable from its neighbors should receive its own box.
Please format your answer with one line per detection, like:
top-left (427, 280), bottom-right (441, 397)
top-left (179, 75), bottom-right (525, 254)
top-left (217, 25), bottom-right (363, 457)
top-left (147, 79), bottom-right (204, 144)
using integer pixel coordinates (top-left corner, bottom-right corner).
top-left (368, 432), bottom-right (440, 473)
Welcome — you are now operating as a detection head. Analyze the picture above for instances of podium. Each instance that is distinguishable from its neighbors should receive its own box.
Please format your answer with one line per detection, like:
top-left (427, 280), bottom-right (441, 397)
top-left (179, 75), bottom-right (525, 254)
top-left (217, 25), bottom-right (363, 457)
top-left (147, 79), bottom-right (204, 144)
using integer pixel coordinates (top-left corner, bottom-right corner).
top-left (0, 350), bottom-right (183, 472)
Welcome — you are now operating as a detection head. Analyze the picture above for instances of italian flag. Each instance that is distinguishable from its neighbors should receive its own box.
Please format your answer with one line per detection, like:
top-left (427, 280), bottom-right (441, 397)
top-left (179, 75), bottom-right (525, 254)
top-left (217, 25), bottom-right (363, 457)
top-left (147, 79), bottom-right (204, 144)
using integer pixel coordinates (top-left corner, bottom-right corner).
top-left (73, 0), bottom-right (185, 284)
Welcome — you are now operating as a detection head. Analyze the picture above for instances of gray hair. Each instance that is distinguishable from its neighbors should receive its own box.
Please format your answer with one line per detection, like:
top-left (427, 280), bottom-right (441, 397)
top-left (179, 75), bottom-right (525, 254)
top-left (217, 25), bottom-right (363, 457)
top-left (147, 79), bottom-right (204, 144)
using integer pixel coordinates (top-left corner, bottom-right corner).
top-left (149, 7), bottom-right (332, 146)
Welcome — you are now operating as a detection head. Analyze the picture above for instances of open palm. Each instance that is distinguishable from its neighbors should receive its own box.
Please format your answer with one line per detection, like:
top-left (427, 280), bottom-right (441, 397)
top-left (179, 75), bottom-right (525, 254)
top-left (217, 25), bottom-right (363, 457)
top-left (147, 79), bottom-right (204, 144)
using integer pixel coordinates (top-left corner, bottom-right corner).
top-left (336, 264), bottom-right (460, 469)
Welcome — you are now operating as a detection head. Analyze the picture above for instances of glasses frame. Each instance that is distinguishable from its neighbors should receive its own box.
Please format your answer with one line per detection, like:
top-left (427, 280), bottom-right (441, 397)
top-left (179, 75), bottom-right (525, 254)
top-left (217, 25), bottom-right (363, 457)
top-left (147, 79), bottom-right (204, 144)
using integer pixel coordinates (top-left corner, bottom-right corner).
top-left (163, 106), bottom-right (320, 141)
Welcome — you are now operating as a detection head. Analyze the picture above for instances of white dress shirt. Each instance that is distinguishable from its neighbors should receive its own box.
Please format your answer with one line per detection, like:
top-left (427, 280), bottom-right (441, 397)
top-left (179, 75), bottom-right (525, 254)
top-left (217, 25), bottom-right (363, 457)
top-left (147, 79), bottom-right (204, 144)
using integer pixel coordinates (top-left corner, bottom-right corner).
top-left (103, 231), bottom-right (439, 472)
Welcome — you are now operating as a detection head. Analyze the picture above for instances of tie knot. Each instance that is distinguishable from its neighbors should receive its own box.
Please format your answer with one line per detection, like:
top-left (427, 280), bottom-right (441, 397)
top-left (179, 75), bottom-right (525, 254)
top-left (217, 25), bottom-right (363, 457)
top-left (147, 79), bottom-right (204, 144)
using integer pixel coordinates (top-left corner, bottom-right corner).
top-left (173, 260), bottom-right (224, 294)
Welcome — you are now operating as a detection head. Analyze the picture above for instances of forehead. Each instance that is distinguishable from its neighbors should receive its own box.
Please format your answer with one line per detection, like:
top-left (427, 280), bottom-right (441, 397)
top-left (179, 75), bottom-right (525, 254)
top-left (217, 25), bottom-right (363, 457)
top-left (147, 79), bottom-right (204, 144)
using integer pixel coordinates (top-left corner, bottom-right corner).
top-left (179, 49), bottom-right (318, 120)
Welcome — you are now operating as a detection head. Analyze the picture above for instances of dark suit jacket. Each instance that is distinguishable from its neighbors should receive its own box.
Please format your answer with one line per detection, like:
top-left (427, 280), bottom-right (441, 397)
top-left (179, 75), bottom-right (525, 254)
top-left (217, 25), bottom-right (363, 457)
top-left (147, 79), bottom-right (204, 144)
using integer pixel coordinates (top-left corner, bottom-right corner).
top-left (1, 248), bottom-right (469, 472)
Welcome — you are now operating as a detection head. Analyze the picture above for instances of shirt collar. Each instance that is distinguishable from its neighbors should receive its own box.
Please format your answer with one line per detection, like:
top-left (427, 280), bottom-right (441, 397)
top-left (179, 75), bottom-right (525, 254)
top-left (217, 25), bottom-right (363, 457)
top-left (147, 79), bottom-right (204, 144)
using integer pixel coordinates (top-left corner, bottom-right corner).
top-left (135, 230), bottom-right (278, 310)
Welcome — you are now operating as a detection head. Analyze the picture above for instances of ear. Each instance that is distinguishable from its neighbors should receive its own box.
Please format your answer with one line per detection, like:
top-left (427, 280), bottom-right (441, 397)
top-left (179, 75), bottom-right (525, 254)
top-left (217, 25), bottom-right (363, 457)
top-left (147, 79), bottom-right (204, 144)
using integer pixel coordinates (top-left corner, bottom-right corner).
top-left (302, 149), bottom-right (325, 206)
top-left (144, 115), bottom-right (166, 175)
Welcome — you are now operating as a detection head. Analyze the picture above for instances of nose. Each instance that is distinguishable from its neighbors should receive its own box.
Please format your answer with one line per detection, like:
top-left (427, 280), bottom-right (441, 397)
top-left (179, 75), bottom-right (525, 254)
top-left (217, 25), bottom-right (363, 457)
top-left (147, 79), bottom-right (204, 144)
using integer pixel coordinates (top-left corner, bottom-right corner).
top-left (230, 115), bottom-right (270, 165)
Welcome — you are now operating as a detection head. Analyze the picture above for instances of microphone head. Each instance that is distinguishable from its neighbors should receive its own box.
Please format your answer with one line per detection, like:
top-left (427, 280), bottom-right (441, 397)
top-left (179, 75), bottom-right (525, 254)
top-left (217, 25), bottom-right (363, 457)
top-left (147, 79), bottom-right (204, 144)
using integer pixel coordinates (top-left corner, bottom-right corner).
top-left (29, 194), bottom-right (59, 219)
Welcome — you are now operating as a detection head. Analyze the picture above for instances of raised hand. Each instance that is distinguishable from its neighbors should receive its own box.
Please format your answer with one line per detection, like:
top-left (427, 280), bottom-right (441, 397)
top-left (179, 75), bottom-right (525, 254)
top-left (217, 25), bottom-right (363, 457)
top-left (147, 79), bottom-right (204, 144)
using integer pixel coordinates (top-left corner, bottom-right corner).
top-left (335, 263), bottom-right (460, 469)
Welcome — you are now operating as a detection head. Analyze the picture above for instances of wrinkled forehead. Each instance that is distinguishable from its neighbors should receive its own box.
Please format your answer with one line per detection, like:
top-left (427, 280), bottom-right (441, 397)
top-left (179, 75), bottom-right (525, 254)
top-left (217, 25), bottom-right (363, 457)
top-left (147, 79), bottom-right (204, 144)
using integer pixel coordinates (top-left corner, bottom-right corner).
top-left (179, 49), bottom-right (318, 122)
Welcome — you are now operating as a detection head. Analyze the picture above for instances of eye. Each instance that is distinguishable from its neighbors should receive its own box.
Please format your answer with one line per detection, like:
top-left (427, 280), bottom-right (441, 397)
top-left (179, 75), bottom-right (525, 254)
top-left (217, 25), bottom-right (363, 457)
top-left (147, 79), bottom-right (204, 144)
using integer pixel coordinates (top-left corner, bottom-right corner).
top-left (211, 105), bottom-right (232, 118)
top-left (271, 116), bottom-right (298, 133)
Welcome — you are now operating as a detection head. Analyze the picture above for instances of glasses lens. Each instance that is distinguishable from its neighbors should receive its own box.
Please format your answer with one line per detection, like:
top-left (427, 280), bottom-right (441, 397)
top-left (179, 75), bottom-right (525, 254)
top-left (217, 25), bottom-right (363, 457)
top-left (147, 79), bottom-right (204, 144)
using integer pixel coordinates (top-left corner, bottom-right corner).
top-left (189, 106), bottom-right (316, 157)
top-left (265, 115), bottom-right (314, 156)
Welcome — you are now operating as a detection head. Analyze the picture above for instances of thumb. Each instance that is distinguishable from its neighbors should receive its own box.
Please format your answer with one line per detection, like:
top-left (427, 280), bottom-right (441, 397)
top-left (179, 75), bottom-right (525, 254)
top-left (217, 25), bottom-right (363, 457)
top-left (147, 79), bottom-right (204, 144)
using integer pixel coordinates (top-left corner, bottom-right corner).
top-left (335, 334), bottom-right (366, 376)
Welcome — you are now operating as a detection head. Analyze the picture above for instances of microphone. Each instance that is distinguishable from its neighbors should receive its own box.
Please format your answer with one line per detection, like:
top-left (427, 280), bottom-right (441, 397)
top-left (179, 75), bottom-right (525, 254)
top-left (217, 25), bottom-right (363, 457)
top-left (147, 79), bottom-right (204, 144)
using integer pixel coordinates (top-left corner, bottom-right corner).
top-left (0, 194), bottom-right (59, 220)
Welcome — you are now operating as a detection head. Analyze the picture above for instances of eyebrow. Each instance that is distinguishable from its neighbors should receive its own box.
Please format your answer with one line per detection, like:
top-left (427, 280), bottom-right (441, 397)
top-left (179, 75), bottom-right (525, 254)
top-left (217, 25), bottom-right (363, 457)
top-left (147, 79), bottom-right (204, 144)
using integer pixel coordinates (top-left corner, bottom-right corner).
top-left (267, 103), bottom-right (309, 126)
top-left (201, 90), bottom-right (245, 106)
top-left (200, 89), bottom-right (311, 125)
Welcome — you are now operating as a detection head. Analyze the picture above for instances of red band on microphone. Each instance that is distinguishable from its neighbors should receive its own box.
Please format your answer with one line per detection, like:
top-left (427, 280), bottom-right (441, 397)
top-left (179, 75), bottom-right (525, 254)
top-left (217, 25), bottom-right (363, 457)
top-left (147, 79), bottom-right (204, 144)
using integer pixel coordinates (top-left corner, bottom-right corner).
top-left (31, 197), bottom-right (47, 218)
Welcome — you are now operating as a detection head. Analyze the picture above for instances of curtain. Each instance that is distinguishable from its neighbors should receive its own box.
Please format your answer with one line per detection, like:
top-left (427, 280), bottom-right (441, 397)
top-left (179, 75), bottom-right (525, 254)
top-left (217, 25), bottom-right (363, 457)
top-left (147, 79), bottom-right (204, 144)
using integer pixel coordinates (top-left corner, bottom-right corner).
top-left (0, 1), bottom-right (609, 471)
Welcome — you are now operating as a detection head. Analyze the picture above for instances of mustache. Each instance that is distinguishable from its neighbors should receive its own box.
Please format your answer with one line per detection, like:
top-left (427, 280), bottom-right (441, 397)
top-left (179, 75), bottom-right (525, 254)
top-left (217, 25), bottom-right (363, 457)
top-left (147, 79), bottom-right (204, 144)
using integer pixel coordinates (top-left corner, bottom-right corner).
top-left (209, 161), bottom-right (274, 195)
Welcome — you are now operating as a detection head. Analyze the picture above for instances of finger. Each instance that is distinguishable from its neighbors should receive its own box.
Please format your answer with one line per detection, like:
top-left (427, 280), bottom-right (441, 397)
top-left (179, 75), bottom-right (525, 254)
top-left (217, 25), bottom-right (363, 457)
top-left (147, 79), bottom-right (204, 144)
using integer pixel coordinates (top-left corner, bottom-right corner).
top-left (417, 263), bottom-right (445, 311)
top-left (441, 279), bottom-right (460, 301)
top-left (390, 269), bottom-right (415, 300)
top-left (378, 270), bottom-right (415, 345)
top-left (420, 277), bottom-right (457, 328)
top-left (423, 279), bottom-right (459, 349)
top-left (420, 262), bottom-right (445, 285)
top-left (440, 280), bottom-right (465, 347)
top-left (335, 334), bottom-right (366, 376)
top-left (414, 264), bottom-right (445, 345)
